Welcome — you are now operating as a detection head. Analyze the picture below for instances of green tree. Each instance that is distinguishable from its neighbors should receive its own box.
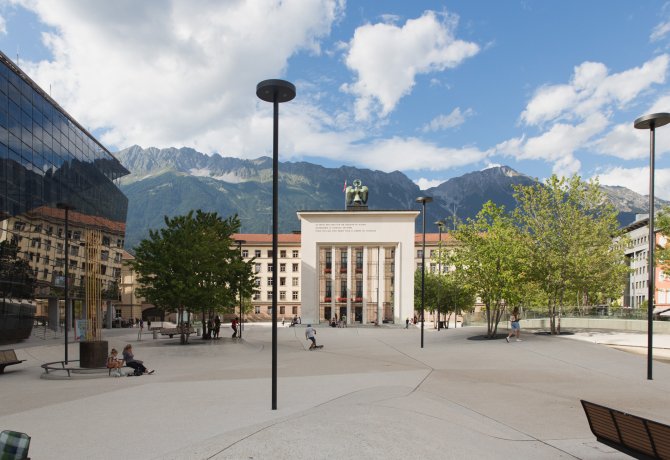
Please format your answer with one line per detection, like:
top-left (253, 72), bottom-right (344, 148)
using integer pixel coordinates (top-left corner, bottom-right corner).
top-left (513, 175), bottom-right (628, 334)
top-left (448, 201), bottom-right (525, 338)
top-left (655, 206), bottom-right (670, 270)
top-left (0, 240), bottom-right (35, 299)
top-left (129, 210), bottom-right (255, 344)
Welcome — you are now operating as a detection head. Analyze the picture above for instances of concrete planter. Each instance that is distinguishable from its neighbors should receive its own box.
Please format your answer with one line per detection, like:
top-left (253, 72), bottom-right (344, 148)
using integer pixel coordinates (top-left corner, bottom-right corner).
top-left (80, 340), bottom-right (108, 368)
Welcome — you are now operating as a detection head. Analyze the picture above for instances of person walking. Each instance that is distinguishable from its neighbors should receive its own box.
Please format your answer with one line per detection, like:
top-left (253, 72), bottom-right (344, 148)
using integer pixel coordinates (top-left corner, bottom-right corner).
top-left (137, 319), bottom-right (144, 341)
top-left (305, 324), bottom-right (317, 350)
top-left (214, 316), bottom-right (221, 339)
top-left (231, 317), bottom-right (238, 338)
top-left (405, 317), bottom-right (410, 329)
top-left (506, 307), bottom-right (522, 342)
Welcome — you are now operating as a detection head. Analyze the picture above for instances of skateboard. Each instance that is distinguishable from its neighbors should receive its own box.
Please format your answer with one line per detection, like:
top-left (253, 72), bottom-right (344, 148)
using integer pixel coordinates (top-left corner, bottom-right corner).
top-left (309, 345), bottom-right (324, 350)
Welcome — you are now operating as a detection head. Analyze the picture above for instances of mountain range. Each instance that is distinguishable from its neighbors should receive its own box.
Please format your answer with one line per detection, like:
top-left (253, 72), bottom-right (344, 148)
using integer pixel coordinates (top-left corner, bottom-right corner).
top-left (115, 146), bottom-right (665, 250)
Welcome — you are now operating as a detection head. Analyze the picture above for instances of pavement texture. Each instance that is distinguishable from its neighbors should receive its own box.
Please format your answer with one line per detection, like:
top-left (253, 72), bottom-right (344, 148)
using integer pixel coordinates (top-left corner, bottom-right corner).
top-left (2, 323), bottom-right (670, 459)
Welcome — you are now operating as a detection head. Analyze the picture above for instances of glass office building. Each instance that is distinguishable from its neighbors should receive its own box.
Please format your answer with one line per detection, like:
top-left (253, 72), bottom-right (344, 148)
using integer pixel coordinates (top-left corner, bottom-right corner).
top-left (0, 50), bottom-right (129, 341)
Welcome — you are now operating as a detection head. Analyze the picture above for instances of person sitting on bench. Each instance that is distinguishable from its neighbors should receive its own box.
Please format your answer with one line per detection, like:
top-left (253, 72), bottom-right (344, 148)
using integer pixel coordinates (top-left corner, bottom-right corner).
top-left (122, 344), bottom-right (154, 375)
top-left (106, 348), bottom-right (124, 377)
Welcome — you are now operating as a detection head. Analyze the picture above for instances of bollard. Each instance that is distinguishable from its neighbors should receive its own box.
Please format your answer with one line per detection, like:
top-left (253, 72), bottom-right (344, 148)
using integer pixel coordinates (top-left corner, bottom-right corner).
top-left (153, 330), bottom-right (158, 340)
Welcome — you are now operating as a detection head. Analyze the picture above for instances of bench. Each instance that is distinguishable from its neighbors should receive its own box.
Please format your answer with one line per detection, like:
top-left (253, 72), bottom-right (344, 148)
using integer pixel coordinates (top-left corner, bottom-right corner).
top-left (0, 349), bottom-right (26, 374)
top-left (581, 400), bottom-right (670, 459)
top-left (160, 326), bottom-right (195, 338)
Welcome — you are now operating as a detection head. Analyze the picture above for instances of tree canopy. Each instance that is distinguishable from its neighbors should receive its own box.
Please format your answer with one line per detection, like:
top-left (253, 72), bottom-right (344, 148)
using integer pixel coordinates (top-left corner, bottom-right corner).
top-left (513, 175), bottom-right (628, 333)
top-left (129, 210), bottom-right (255, 343)
top-left (447, 201), bottom-right (525, 338)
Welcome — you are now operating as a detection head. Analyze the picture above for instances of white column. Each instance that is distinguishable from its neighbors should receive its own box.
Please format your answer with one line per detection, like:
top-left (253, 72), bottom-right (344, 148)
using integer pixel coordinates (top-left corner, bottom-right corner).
top-left (347, 245), bottom-right (352, 325)
top-left (377, 246), bottom-right (384, 324)
top-left (330, 246), bottom-right (336, 322)
top-left (394, 243), bottom-right (401, 324)
top-left (362, 246), bottom-right (368, 324)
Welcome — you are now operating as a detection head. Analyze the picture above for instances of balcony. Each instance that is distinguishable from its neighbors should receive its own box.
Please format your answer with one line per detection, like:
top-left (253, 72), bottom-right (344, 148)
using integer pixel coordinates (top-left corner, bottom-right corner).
top-left (339, 267), bottom-right (347, 273)
top-left (337, 297), bottom-right (347, 302)
top-left (324, 267), bottom-right (332, 274)
top-left (324, 297), bottom-right (332, 302)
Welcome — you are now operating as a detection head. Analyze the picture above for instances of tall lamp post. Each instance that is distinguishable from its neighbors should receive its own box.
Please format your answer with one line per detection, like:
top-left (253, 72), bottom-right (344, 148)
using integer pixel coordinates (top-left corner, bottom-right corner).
top-left (435, 220), bottom-right (446, 330)
top-left (634, 112), bottom-right (670, 381)
top-left (256, 79), bottom-right (295, 410)
top-left (236, 240), bottom-right (246, 339)
top-left (57, 202), bottom-right (75, 364)
top-left (416, 196), bottom-right (432, 348)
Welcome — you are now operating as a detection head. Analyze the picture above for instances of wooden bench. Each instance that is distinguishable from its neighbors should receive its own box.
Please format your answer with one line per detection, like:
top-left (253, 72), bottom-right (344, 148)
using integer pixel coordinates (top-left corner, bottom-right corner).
top-left (581, 400), bottom-right (670, 459)
top-left (0, 349), bottom-right (26, 374)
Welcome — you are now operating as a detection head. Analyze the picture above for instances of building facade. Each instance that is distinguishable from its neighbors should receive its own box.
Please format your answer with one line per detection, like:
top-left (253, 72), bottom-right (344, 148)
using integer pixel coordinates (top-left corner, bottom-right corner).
top-left (0, 50), bottom-right (129, 340)
top-left (120, 231), bottom-right (455, 325)
top-left (622, 216), bottom-right (670, 312)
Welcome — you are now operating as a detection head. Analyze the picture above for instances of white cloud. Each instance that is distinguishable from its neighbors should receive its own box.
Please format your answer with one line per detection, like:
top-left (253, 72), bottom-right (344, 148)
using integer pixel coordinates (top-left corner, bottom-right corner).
top-left (13, 0), bottom-right (345, 153)
top-left (0, 15), bottom-right (6, 35)
top-left (341, 10), bottom-right (479, 121)
top-left (521, 56), bottom-right (669, 126)
top-left (497, 113), bottom-right (609, 176)
top-left (414, 177), bottom-right (443, 190)
top-left (593, 93), bottom-right (670, 160)
top-left (421, 107), bottom-right (473, 132)
top-left (651, 21), bottom-right (670, 42)
top-left (596, 166), bottom-right (670, 200)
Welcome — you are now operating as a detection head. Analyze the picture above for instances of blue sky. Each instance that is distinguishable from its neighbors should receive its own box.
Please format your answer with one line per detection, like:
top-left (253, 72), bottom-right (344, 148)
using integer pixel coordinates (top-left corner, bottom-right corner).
top-left (2, 1), bottom-right (670, 197)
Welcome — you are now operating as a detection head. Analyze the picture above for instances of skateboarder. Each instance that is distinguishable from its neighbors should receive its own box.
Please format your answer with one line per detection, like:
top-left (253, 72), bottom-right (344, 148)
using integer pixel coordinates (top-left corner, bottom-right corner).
top-left (305, 324), bottom-right (318, 350)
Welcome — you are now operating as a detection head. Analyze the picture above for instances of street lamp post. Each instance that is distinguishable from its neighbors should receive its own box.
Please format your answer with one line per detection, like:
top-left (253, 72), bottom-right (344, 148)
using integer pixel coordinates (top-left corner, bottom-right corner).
top-left (57, 202), bottom-right (75, 364)
top-left (236, 239), bottom-right (246, 340)
top-left (416, 196), bottom-right (433, 348)
top-left (435, 220), bottom-right (446, 330)
top-left (634, 112), bottom-right (670, 381)
top-left (256, 79), bottom-right (295, 410)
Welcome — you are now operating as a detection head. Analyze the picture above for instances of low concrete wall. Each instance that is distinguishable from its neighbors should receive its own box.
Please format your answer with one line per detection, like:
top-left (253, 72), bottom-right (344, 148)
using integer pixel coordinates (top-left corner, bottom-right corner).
top-left (521, 318), bottom-right (670, 333)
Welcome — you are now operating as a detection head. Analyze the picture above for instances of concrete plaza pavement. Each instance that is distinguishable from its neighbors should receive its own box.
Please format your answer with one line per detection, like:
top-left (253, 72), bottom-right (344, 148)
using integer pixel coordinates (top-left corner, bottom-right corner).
top-left (2, 323), bottom-right (670, 459)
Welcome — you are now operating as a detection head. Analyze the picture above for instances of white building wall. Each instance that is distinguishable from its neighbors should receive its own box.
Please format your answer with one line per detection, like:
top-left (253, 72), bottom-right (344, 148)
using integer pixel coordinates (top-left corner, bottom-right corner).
top-left (297, 211), bottom-right (419, 324)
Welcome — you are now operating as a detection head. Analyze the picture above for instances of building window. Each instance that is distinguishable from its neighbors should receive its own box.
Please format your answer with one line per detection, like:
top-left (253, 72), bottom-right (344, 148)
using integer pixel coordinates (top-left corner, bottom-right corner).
top-left (267, 278), bottom-right (273, 286)
top-left (280, 263), bottom-right (286, 272)
top-left (242, 249), bottom-right (248, 258)
top-left (417, 250), bottom-right (423, 258)
top-left (292, 291), bottom-right (299, 300)
top-left (253, 292), bottom-right (260, 300)
top-left (69, 245), bottom-right (79, 256)
top-left (280, 306), bottom-right (285, 315)
top-left (254, 279), bottom-right (261, 287)
top-left (292, 263), bottom-right (299, 272)
top-left (255, 250), bottom-right (261, 258)
top-left (268, 263), bottom-right (273, 272)
top-left (280, 250), bottom-right (286, 258)
top-left (292, 250), bottom-right (299, 258)
top-left (280, 277), bottom-right (286, 286)
top-left (292, 306), bottom-right (298, 315)
top-left (292, 277), bottom-right (299, 287)
top-left (267, 250), bottom-right (273, 258)
top-left (255, 306), bottom-right (261, 314)
top-left (255, 263), bottom-right (261, 273)
top-left (280, 291), bottom-right (286, 300)
top-left (266, 292), bottom-right (273, 301)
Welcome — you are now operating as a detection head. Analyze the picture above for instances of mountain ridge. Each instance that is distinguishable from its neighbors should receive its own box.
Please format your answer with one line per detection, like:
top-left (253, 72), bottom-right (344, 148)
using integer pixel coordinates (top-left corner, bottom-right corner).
top-left (115, 146), bottom-right (665, 250)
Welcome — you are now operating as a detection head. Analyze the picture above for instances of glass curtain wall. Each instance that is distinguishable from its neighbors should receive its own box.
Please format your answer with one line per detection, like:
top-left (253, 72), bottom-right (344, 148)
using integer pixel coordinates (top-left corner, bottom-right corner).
top-left (0, 51), bottom-right (129, 340)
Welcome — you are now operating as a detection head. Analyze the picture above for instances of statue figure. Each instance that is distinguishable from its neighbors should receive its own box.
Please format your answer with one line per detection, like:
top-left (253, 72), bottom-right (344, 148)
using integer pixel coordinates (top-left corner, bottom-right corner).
top-left (345, 179), bottom-right (368, 207)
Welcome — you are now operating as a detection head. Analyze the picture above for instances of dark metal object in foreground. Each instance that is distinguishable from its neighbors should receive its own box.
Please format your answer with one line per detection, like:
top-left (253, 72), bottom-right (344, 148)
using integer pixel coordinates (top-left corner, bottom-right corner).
top-left (634, 112), bottom-right (670, 381)
top-left (256, 79), bottom-right (295, 410)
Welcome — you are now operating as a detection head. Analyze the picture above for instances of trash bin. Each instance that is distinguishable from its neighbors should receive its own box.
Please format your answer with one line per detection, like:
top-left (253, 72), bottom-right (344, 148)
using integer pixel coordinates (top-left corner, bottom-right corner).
top-left (153, 330), bottom-right (158, 340)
